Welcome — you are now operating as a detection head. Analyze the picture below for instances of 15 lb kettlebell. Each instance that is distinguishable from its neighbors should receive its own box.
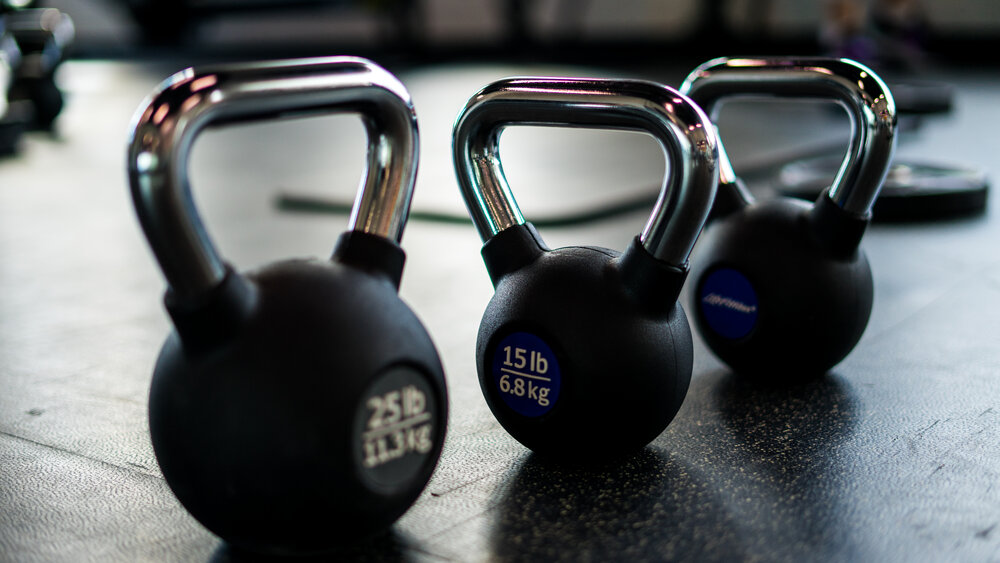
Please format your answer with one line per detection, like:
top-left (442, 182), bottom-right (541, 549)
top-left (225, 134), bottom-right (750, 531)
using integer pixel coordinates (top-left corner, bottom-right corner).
top-left (453, 78), bottom-right (719, 461)
top-left (680, 57), bottom-right (897, 379)
top-left (128, 57), bottom-right (447, 554)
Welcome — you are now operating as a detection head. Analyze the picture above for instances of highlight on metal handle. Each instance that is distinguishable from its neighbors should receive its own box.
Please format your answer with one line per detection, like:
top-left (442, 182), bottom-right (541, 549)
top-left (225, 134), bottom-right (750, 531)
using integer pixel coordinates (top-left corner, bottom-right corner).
top-left (680, 57), bottom-right (897, 216)
top-left (128, 56), bottom-right (418, 300)
top-left (452, 77), bottom-right (719, 268)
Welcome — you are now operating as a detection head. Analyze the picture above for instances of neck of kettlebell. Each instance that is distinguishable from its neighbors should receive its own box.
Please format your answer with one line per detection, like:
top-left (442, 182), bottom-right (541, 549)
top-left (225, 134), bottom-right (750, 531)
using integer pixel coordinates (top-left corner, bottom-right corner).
top-left (332, 230), bottom-right (406, 290)
top-left (708, 177), bottom-right (753, 222)
top-left (164, 265), bottom-right (258, 354)
top-left (807, 191), bottom-right (871, 259)
top-left (480, 223), bottom-right (548, 288)
top-left (616, 237), bottom-right (688, 316)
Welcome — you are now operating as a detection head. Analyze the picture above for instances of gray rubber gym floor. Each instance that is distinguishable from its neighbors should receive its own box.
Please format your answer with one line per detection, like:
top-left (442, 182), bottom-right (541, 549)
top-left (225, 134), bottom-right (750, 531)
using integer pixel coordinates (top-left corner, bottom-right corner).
top-left (1, 60), bottom-right (998, 561)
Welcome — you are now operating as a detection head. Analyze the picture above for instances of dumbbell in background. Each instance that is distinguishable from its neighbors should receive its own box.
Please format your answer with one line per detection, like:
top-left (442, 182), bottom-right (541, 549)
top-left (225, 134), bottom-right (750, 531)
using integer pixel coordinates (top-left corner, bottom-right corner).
top-left (0, 4), bottom-right (73, 154)
top-left (7, 7), bottom-right (74, 131)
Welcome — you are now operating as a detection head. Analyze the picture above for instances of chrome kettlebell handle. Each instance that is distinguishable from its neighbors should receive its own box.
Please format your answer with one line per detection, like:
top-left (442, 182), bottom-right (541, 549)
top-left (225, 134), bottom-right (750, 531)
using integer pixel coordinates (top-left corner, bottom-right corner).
top-left (680, 57), bottom-right (896, 217)
top-left (453, 77), bottom-right (719, 268)
top-left (127, 56), bottom-right (418, 300)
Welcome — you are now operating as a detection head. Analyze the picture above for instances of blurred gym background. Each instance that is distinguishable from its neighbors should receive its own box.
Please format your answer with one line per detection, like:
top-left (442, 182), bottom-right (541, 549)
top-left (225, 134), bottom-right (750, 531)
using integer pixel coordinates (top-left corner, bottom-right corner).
top-left (38, 0), bottom-right (1000, 67)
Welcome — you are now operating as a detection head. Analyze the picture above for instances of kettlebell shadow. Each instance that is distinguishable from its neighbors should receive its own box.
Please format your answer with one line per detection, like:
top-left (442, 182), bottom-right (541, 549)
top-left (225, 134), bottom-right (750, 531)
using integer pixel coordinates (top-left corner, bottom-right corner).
top-left (207, 528), bottom-right (411, 563)
top-left (714, 369), bottom-right (858, 465)
top-left (488, 448), bottom-right (745, 560)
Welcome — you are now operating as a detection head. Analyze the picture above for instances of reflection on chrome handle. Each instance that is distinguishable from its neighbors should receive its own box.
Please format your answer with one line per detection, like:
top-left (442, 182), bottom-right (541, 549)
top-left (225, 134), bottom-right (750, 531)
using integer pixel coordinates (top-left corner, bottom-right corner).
top-left (127, 56), bottom-right (418, 299)
top-left (681, 57), bottom-right (897, 216)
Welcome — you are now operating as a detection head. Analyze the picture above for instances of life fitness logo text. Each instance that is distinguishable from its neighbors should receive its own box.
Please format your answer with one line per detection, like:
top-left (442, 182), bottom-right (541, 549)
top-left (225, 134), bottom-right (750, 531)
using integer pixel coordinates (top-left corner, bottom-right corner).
top-left (699, 268), bottom-right (759, 339)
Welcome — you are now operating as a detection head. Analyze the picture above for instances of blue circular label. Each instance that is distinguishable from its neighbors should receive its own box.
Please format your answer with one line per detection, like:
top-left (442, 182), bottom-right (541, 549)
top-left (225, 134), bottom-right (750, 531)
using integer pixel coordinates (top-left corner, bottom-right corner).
top-left (491, 332), bottom-right (561, 418)
top-left (699, 268), bottom-right (759, 340)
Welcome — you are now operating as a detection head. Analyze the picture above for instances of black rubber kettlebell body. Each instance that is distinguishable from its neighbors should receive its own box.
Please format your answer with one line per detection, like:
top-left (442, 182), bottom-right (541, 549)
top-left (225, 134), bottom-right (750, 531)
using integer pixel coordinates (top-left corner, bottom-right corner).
top-left (150, 234), bottom-right (445, 552)
top-left (691, 193), bottom-right (873, 378)
top-left (453, 78), bottom-right (719, 461)
top-left (681, 57), bottom-right (897, 380)
top-left (129, 58), bottom-right (446, 554)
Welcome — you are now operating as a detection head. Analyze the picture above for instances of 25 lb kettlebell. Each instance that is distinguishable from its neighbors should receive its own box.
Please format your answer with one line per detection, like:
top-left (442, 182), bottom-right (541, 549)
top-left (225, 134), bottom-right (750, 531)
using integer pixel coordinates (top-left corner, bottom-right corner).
top-left (128, 57), bottom-right (447, 554)
top-left (680, 57), bottom-right (897, 379)
top-left (453, 78), bottom-right (719, 461)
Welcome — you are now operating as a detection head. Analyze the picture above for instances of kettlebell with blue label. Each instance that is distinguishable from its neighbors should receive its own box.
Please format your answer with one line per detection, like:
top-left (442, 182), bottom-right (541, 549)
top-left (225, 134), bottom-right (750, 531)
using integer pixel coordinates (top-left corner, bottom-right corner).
top-left (128, 57), bottom-right (447, 554)
top-left (453, 78), bottom-right (718, 460)
top-left (680, 57), bottom-right (897, 379)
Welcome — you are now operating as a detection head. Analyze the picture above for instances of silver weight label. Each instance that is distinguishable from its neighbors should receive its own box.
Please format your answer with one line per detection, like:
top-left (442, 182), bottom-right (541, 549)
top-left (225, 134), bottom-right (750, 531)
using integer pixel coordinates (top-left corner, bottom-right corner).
top-left (353, 366), bottom-right (437, 492)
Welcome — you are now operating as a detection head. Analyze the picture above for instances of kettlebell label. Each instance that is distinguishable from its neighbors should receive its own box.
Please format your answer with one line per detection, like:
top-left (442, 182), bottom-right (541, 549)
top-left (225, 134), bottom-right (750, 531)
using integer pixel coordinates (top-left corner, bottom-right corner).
top-left (354, 367), bottom-right (437, 491)
top-left (492, 332), bottom-right (561, 417)
top-left (700, 268), bottom-right (759, 340)
top-left (361, 385), bottom-right (433, 468)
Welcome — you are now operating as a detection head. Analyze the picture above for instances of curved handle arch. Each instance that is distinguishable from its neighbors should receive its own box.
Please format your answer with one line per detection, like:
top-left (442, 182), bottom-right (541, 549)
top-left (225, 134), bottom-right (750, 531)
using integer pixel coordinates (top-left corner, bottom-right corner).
top-left (128, 56), bottom-right (418, 299)
top-left (680, 57), bottom-right (896, 216)
top-left (452, 77), bottom-right (719, 267)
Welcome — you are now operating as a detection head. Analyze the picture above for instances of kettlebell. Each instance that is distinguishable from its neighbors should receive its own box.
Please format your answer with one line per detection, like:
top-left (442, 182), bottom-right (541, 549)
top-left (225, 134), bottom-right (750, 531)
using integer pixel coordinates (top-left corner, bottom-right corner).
top-left (453, 78), bottom-right (719, 461)
top-left (128, 57), bottom-right (447, 554)
top-left (680, 57), bottom-right (897, 379)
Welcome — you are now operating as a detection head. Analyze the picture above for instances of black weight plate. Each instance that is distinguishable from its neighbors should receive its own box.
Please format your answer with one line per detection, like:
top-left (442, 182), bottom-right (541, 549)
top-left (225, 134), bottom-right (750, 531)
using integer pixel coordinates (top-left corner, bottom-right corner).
top-left (888, 81), bottom-right (955, 115)
top-left (777, 155), bottom-right (989, 222)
